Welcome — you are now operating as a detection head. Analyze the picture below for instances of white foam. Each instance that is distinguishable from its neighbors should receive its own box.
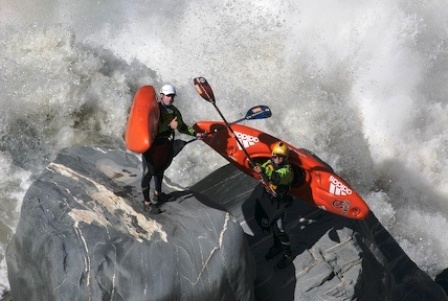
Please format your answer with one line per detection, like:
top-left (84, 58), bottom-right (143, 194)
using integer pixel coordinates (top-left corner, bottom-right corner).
top-left (1, 0), bottom-right (448, 286)
top-left (0, 252), bottom-right (9, 295)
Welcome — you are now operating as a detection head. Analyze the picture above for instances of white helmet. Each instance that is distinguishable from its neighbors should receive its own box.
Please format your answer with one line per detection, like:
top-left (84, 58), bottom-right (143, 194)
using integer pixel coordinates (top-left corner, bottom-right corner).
top-left (160, 84), bottom-right (176, 95)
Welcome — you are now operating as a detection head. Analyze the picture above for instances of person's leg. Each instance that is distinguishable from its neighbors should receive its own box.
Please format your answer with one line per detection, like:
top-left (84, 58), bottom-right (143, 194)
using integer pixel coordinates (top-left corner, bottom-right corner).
top-left (254, 185), bottom-right (271, 235)
top-left (153, 170), bottom-right (164, 204)
top-left (141, 152), bottom-right (161, 214)
top-left (151, 139), bottom-right (173, 204)
top-left (266, 208), bottom-right (291, 256)
top-left (273, 212), bottom-right (291, 255)
top-left (273, 210), bottom-right (293, 269)
top-left (265, 213), bottom-right (288, 260)
top-left (141, 153), bottom-right (154, 202)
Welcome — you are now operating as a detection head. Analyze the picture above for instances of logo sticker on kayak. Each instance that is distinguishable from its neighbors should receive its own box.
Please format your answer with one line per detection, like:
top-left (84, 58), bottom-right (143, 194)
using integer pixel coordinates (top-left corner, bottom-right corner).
top-left (234, 131), bottom-right (259, 149)
top-left (330, 176), bottom-right (352, 215)
top-left (329, 176), bottom-right (352, 195)
top-left (333, 200), bottom-right (351, 215)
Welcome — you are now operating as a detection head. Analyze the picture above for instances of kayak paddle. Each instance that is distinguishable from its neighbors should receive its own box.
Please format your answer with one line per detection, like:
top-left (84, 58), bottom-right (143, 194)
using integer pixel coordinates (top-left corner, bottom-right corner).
top-left (193, 76), bottom-right (277, 196)
top-left (173, 105), bottom-right (272, 157)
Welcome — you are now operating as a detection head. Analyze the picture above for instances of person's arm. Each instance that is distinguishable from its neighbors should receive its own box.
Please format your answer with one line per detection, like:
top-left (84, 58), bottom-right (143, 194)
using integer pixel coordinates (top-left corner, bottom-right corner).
top-left (269, 166), bottom-right (294, 186)
top-left (173, 107), bottom-right (196, 136)
top-left (254, 161), bottom-right (274, 177)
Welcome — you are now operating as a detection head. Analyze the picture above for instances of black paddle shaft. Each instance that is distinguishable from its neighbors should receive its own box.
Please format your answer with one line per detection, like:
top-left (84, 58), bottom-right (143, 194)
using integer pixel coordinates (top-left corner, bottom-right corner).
top-left (211, 102), bottom-right (276, 196)
top-left (212, 102), bottom-right (277, 197)
top-left (194, 76), bottom-right (276, 196)
top-left (211, 103), bottom-right (256, 167)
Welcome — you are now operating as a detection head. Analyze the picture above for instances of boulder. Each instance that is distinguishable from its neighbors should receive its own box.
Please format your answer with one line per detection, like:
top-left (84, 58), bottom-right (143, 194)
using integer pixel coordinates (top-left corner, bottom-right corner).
top-left (192, 164), bottom-right (448, 301)
top-left (6, 141), bottom-right (448, 301)
top-left (6, 144), bottom-right (255, 301)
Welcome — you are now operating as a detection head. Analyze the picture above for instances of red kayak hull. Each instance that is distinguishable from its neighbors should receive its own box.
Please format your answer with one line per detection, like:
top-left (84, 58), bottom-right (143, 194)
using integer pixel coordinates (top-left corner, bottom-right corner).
top-left (193, 121), bottom-right (370, 220)
top-left (125, 85), bottom-right (159, 153)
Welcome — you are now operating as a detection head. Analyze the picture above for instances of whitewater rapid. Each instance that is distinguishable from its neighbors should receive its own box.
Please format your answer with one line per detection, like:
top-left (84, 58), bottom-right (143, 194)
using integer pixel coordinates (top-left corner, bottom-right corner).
top-left (1, 0), bottom-right (448, 294)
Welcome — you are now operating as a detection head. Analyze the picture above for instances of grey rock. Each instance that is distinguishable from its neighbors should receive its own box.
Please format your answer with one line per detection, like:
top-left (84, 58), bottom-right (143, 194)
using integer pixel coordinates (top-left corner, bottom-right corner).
top-left (192, 164), bottom-right (448, 301)
top-left (6, 141), bottom-right (448, 301)
top-left (6, 144), bottom-right (255, 301)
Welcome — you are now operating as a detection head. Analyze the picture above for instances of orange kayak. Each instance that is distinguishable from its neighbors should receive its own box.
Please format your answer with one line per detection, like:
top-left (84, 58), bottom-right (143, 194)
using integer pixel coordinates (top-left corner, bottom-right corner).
top-left (125, 85), bottom-right (160, 153)
top-left (193, 121), bottom-right (370, 220)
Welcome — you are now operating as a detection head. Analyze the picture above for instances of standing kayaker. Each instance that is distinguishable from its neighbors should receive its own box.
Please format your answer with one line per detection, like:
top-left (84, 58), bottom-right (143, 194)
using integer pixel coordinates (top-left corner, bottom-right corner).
top-left (141, 84), bottom-right (202, 214)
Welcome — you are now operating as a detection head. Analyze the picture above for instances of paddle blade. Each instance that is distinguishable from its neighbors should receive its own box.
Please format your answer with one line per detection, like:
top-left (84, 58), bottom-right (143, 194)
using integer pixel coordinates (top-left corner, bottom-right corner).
top-left (246, 105), bottom-right (272, 120)
top-left (194, 77), bottom-right (215, 103)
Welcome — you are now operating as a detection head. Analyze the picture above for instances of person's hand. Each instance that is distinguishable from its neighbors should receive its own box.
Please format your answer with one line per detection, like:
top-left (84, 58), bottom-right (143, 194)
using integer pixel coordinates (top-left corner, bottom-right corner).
top-left (196, 131), bottom-right (207, 140)
top-left (169, 117), bottom-right (178, 129)
top-left (253, 165), bottom-right (262, 174)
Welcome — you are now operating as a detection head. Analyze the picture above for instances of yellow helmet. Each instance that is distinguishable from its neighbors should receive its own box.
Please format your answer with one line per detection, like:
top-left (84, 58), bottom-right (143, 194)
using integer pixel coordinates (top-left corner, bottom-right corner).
top-left (271, 142), bottom-right (289, 159)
